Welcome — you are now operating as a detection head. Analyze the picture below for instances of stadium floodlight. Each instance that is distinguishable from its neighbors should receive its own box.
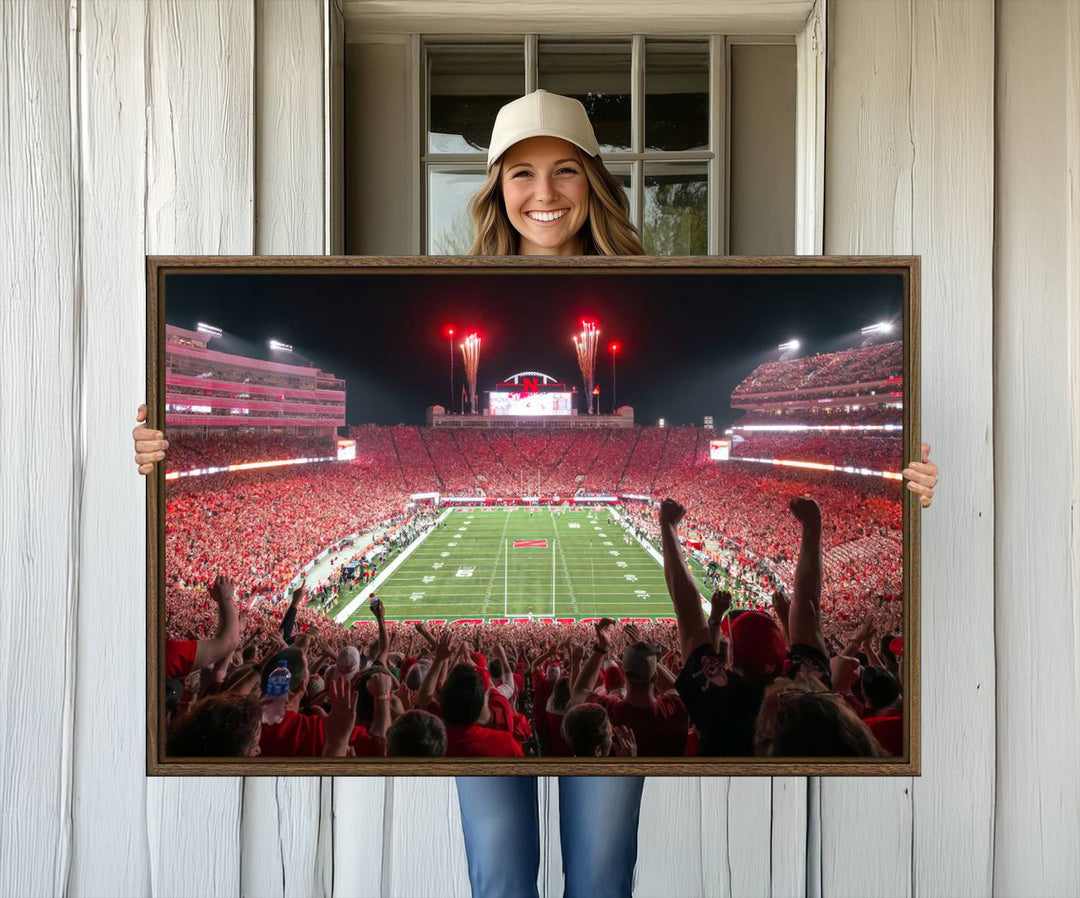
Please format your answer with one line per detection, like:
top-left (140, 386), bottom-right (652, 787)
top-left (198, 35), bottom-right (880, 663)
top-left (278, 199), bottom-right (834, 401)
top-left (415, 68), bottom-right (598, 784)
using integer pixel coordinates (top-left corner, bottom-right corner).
top-left (197, 322), bottom-right (222, 338)
top-left (778, 339), bottom-right (800, 352)
top-left (269, 339), bottom-right (293, 352)
top-left (861, 322), bottom-right (894, 335)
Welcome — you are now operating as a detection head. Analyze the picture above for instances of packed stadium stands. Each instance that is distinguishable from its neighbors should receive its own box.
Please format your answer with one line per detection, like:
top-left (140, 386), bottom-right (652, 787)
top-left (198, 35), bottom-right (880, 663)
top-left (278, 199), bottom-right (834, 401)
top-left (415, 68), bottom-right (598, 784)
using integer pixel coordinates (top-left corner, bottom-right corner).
top-left (732, 341), bottom-right (902, 397)
top-left (162, 341), bottom-right (909, 761)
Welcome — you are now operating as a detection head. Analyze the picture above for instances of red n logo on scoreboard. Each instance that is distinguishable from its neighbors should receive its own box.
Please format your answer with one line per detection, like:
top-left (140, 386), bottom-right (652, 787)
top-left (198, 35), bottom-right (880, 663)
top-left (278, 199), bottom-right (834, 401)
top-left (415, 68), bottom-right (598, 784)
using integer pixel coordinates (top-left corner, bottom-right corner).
top-left (522, 378), bottom-right (539, 393)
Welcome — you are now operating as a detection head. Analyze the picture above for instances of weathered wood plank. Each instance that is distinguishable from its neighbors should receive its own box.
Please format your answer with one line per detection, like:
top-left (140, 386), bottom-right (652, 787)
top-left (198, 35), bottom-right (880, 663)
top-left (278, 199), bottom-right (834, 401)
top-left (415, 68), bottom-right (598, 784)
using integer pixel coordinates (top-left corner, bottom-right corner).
top-left (822, 4), bottom-right (916, 890)
top-left (382, 777), bottom-right (471, 898)
top-left (144, 2), bottom-right (255, 894)
top-left (241, 2), bottom-right (328, 895)
top-left (771, 777), bottom-right (809, 898)
top-left (0, 1), bottom-right (78, 894)
top-left (908, 3), bottom-right (995, 896)
top-left (993, 2), bottom-right (1080, 894)
top-left (330, 777), bottom-right (385, 898)
top-left (255, 0), bottom-right (325, 256)
top-left (70, 2), bottom-right (153, 894)
top-left (824, 2), bottom-right (996, 897)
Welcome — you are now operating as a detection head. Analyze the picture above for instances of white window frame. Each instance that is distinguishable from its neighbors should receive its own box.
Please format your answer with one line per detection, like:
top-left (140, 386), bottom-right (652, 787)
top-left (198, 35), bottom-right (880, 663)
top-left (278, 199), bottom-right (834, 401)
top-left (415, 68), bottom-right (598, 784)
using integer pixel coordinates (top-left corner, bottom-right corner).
top-left (399, 0), bottom-right (825, 256)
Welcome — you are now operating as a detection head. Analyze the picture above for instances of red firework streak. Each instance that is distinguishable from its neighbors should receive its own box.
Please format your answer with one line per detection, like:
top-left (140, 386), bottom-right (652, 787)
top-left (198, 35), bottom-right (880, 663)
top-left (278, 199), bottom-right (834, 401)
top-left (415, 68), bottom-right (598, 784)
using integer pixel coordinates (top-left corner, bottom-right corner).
top-left (513, 539), bottom-right (549, 548)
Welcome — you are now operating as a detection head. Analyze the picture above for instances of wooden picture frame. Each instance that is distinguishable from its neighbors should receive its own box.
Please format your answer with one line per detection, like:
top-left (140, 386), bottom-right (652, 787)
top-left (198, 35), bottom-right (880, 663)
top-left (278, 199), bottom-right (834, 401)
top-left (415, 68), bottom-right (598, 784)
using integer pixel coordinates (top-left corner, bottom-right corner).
top-left (146, 255), bottom-right (920, 776)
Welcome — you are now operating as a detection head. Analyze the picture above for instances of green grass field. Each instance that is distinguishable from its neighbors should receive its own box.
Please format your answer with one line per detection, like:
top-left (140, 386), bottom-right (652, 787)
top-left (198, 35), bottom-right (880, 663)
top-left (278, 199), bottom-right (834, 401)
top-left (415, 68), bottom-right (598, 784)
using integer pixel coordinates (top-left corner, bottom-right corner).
top-left (338, 506), bottom-right (710, 625)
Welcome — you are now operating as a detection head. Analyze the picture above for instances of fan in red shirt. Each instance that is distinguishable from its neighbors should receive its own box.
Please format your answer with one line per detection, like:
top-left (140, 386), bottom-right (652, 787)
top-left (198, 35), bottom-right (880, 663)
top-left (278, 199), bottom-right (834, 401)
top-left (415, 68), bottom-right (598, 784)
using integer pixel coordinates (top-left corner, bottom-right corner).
top-left (165, 574), bottom-right (240, 679)
top-left (256, 648), bottom-right (389, 757)
top-left (569, 621), bottom-right (688, 757)
top-left (854, 665), bottom-right (904, 756)
top-left (440, 663), bottom-right (524, 758)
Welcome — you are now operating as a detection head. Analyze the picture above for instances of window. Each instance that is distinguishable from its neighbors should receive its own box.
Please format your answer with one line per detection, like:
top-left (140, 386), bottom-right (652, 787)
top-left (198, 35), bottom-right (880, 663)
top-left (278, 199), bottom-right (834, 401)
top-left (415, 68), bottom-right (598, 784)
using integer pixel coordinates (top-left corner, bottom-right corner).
top-left (424, 36), bottom-right (757, 256)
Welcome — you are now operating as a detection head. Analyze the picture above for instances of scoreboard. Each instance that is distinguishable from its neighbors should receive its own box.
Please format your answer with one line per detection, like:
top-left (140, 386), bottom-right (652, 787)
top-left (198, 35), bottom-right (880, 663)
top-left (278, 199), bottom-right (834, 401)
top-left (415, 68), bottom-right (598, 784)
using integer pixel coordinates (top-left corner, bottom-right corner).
top-left (487, 373), bottom-right (573, 417)
top-left (489, 390), bottom-right (573, 416)
top-left (709, 439), bottom-right (730, 461)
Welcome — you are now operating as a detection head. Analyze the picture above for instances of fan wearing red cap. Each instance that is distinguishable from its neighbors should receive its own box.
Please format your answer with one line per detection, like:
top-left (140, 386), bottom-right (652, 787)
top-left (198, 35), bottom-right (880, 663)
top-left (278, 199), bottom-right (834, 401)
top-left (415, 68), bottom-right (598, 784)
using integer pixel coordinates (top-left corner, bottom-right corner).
top-left (660, 498), bottom-right (814, 757)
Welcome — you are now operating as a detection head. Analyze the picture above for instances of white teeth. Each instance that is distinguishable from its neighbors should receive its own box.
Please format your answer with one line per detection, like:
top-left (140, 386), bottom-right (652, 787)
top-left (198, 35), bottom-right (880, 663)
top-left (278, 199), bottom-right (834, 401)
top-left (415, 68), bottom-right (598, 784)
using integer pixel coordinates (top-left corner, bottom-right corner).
top-left (527, 209), bottom-right (567, 222)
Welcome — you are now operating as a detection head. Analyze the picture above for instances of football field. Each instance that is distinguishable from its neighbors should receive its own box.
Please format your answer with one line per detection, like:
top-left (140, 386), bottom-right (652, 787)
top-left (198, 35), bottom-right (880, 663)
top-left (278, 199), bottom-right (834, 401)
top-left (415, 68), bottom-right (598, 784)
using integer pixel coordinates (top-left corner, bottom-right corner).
top-left (339, 506), bottom-right (710, 625)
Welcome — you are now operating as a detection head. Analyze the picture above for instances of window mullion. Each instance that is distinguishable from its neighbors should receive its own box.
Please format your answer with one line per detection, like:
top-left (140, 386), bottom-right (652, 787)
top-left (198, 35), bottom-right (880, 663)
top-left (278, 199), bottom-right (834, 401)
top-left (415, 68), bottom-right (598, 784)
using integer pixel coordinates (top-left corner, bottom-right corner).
top-left (631, 34), bottom-right (645, 234)
top-left (525, 34), bottom-right (537, 93)
top-left (420, 39), bottom-right (430, 253)
top-left (709, 35), bottom-right (726, 256)
top-left (723, 37), bottom-right (732, 255)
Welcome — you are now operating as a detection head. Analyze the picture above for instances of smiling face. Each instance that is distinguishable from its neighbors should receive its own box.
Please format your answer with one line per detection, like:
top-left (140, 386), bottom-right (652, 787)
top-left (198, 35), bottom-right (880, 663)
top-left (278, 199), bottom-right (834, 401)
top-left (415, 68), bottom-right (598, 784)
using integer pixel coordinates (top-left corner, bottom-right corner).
top-left (499, 136), bottom-right (591, 255)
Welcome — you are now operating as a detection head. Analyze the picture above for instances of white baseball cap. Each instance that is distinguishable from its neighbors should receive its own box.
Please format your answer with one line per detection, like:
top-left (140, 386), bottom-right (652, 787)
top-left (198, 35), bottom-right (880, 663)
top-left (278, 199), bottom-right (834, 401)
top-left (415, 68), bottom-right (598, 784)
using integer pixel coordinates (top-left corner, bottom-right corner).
top-left (486, 90), bottom-right (601, 169)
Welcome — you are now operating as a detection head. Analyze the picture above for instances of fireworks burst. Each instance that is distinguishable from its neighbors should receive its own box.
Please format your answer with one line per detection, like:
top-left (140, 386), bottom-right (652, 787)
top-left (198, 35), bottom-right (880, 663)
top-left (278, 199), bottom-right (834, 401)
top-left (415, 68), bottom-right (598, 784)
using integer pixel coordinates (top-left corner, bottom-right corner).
top-left (573, 321), bottom-right (600, 414)
top-left (460, 333), bottom-right (481, 413)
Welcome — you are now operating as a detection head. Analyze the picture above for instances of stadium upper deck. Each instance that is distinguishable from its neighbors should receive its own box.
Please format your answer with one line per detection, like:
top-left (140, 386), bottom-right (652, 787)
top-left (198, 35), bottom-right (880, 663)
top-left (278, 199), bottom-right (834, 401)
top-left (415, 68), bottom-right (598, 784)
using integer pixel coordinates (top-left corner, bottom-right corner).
top-left (164, 324), bottom-right (345, 433)
top-left (731, 342), bottom-right (902, 410)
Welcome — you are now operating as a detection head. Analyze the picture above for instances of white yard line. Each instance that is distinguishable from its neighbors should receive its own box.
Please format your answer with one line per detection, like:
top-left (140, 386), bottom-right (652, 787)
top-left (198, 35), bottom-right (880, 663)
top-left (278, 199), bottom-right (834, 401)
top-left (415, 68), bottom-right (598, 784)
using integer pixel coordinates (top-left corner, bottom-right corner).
top-left (333, 507), bottom-right (453, 624)
top-left (553, 509), bottom-right (579, 614)
top-left (480, 507), bottom-right (512, 617)
top-left (609, 507), bottom-right (711, 613)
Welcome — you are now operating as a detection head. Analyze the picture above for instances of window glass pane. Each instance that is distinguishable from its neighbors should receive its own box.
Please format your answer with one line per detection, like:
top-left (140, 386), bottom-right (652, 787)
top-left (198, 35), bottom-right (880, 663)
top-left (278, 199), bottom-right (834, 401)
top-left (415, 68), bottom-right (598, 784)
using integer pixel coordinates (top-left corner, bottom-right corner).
top-left (538, 40), bottom-right (632, 153)
top-left (604, 163), bottom-right (634, 223)
top-left (428, 167), bottom-right (487, 254)
top-left (428, 44), bottom-right (524, 154)
top-left (643, 163), bottom-right (707, 255)
top-left (645, 40), bottom-right (709, 152)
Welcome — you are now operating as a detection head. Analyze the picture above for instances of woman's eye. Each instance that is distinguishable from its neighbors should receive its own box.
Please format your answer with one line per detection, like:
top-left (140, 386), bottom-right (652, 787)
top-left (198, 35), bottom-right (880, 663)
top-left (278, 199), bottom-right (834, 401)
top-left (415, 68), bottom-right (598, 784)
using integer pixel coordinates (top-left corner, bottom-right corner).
top-left (511, 170), bottom-right (532, 178)
top-left (558, 167), bottom-right (580, 175)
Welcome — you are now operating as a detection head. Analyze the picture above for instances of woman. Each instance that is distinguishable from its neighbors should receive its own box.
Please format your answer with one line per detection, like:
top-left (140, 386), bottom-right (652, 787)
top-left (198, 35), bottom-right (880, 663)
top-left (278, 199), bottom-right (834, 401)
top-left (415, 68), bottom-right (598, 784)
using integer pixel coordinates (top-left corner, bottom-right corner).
top-left (133, 90), bottom-right (940, 897)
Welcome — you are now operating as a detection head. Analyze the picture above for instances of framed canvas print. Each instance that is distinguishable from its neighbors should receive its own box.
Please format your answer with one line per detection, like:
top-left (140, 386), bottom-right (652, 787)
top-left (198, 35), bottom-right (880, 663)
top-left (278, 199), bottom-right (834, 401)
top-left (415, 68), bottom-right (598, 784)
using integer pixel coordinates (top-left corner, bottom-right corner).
top-left (146, 256), bottom-right (920, 776)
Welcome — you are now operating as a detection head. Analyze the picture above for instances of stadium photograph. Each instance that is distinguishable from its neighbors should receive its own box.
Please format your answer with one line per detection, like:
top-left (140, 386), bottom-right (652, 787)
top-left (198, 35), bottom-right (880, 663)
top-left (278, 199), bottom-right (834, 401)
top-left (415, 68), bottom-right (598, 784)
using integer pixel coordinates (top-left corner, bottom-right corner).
top-left (153, 261), bottom-right (915, 768)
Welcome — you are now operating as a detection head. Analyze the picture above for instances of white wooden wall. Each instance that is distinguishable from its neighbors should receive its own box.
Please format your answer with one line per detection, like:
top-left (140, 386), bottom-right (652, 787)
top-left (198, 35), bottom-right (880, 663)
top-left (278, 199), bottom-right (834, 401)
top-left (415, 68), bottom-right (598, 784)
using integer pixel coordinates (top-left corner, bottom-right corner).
top-left (1, 1), bottom-right (1077, 896)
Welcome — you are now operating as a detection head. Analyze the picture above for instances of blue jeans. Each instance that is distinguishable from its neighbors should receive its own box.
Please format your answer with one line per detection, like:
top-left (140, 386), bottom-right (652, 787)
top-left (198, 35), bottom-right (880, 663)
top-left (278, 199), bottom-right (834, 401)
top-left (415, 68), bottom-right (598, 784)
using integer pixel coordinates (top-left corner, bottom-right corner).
top-left (455, 776), bottom-right (646, 898)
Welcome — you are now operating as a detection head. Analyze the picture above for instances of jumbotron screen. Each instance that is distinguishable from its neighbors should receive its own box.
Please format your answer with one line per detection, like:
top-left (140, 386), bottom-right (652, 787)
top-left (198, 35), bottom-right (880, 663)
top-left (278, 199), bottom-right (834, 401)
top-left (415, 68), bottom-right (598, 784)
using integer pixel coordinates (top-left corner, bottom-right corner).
top-left (489, 391), bottom-right (573, 416)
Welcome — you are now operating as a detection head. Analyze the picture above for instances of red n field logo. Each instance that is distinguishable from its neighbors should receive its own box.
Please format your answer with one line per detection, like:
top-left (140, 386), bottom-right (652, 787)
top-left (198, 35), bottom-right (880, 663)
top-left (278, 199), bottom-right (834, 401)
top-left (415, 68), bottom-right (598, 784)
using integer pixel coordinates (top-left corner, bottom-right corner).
top-left (514, 539), bottom-right (548, 548)
top-left (522, 378), bottom-right (539, 393)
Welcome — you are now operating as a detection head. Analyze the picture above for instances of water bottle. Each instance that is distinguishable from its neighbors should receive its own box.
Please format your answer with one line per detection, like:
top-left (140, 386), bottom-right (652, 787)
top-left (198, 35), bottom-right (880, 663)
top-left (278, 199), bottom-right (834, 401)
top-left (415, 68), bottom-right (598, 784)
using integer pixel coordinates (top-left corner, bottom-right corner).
top-left (263, 659), bottom-right (291, 725)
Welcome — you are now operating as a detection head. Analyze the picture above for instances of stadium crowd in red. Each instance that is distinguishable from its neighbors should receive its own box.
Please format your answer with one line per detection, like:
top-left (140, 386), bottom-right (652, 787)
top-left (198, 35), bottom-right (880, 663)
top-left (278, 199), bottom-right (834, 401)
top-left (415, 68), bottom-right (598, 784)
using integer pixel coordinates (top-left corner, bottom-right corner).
top-left (733, 342), bottom-right (902, 396)
top-left (730, 433), bottom-right (902, 471)
top-left (156, 337), bottom-right (921, 761)
top-left (165, 426), bottom-right (904, 648)
top-left (165, 434), bottom-right (336, 472)
top-left (734, 405), bottom-right (901, 426)
top-left (165, 498), bottom-right (904, 761)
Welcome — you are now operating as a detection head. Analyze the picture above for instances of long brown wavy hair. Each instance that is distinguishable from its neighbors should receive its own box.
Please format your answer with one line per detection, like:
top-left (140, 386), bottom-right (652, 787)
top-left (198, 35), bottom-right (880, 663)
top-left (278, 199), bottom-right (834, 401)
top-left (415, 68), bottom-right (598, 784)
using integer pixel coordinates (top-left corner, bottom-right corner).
top-left (468, 148), bottom-right (645, 256)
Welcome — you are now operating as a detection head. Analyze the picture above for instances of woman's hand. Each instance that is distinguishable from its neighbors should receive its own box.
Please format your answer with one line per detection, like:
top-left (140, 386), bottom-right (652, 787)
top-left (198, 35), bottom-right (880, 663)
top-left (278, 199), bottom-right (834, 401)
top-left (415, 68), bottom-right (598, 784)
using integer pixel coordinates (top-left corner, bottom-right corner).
top-left (902, 442), bottom-right (939, 509)
top-left (133, 404), bottom-right (169, 474)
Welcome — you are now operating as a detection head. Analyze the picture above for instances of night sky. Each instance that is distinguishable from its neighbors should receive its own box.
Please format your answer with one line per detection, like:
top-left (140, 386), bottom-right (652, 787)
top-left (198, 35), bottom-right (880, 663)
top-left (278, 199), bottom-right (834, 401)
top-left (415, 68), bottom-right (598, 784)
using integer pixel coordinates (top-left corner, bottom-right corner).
top-left (164, 271), bottom-right (904, 429)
